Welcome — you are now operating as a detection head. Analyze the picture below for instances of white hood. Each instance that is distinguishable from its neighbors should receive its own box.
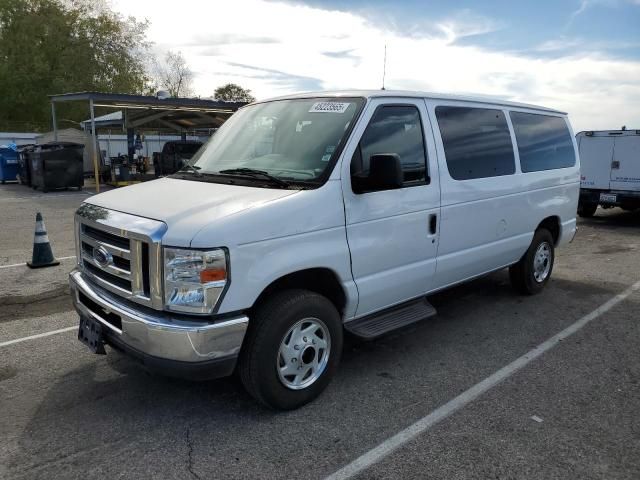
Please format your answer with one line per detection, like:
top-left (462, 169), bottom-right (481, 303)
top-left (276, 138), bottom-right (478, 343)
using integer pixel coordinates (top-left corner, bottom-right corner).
top-left (86, 177), bottom-right (299, 246)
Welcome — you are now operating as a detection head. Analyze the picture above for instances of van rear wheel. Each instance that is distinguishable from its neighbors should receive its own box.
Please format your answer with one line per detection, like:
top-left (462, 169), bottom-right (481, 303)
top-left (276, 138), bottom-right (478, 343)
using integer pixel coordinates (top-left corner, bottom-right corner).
top-left (239, 289), bottom-right (343, 410)
top-left (509, 228), bottom-right (555, 295)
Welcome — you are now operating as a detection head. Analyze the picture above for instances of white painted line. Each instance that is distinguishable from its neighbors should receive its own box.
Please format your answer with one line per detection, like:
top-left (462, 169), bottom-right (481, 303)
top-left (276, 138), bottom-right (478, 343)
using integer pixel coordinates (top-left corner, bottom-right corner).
top-left (0, 326), bottom-right (77, 348)
top-left (325, 279), bottom-right (640, 480)
top-left (0, 255), bottom-right (76, 269)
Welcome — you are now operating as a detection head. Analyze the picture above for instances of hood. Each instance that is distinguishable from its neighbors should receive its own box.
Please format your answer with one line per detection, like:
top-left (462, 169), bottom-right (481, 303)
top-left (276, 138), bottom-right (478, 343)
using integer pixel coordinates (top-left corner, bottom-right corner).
top-left (86, 177), bottom-right (299, 246)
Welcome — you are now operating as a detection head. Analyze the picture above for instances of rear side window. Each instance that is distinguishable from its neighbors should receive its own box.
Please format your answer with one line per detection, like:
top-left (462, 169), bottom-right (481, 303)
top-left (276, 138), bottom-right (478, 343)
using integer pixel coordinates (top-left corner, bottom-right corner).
top-left (352, 105), bottom-right (427, 187)
top-left (435, 106), bottom-right (515, 180)
top-left (510, 112), bottom-right (575, 172)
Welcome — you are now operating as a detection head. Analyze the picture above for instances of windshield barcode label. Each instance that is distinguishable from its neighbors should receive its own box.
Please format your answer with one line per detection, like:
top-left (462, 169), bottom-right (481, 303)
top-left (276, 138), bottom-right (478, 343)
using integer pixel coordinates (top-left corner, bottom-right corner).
top-left (309, 102), bottom-right (351, 113)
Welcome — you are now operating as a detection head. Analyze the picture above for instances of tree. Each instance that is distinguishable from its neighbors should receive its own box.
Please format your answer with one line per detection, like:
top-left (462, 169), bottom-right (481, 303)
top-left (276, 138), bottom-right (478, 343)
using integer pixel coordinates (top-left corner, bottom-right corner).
top-left (151, 50), bottom-right (193, 98)
top-left (0, 0), bottom-right (151, 131)
top-left (214, 83), bottom-right (256, 103)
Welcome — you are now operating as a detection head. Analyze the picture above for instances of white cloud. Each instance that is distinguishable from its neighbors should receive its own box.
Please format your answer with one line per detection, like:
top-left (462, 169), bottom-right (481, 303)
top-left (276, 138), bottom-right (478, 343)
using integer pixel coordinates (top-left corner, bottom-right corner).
top-left (435, 9), bottom-right (503, 44)
top-left (566, 0), bottom-right (591, 28)
top-left (113, 0), bottom-right (640, 131)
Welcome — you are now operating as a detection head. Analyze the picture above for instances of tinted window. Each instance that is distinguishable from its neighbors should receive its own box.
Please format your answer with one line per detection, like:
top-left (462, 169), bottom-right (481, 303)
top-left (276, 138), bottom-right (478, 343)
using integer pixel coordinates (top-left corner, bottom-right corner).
top-left (435, 106), bottom-right (515, 180)
top-left (351, 105), bottom-right (427, 189)
top-left (510, 112), bottom-right (575, 172)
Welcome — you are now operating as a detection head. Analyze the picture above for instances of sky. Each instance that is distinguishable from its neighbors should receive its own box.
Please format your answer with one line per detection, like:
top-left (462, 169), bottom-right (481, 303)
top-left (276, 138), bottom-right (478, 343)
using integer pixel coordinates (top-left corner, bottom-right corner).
top-left (111, 0), bottom-right (640, 132)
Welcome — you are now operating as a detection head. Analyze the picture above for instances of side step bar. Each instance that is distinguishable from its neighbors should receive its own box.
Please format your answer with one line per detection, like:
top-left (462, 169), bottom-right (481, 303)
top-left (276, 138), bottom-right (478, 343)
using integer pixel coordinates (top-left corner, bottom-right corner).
top-left (344, 298), bottom-right (437, 340)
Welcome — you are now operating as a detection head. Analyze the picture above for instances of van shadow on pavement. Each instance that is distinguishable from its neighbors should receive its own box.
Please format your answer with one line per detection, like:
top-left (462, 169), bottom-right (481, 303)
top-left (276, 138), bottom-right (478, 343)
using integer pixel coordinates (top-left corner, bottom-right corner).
top-left (580, 207), bottom-right (640, 231)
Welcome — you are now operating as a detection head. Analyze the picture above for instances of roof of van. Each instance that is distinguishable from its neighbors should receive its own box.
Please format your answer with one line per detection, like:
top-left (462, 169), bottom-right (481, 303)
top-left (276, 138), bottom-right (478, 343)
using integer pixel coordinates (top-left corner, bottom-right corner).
top-left (257, 90), bottom-right (566, 115)
top-left (576, 129), bottom-right (640, 136)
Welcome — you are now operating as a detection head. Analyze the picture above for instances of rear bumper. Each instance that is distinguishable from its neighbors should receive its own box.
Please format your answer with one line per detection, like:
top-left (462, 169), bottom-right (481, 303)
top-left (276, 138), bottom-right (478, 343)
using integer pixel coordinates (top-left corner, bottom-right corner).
top-left (580, 188), bottom-right (640, 207)
top-left (69, 269), bottom-right (248, 379)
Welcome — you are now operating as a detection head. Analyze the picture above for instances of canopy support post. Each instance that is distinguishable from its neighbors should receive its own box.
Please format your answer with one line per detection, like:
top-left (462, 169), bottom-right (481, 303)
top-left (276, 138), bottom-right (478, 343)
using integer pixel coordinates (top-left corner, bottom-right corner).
top-left (90, 98), bottom-right (100, 193)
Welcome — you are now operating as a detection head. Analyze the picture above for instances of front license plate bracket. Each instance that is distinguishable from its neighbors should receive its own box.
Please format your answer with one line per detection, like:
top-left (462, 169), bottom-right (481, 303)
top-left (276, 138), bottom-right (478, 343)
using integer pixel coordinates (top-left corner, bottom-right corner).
top-left (78, 316), bottom-right (106, 355)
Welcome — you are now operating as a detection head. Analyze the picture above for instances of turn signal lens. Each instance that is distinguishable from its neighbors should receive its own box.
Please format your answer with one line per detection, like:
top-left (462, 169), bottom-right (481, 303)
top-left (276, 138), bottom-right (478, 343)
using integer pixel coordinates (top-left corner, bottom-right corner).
top-left (200, 268), bottom-right (226, 283)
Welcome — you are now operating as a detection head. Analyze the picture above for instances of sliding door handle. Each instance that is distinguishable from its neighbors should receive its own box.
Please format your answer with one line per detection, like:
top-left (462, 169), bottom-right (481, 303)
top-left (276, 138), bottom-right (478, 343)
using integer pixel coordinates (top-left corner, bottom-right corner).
top-left (428, 214), bottom-right (437, 235)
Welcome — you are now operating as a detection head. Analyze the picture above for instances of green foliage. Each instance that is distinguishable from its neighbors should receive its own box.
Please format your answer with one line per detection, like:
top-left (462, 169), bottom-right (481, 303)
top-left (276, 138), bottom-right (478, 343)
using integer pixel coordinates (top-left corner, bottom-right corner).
top-left (0, 0), bottom-right (151, 131)
top-left (214, 83), bottom-right (256, 103)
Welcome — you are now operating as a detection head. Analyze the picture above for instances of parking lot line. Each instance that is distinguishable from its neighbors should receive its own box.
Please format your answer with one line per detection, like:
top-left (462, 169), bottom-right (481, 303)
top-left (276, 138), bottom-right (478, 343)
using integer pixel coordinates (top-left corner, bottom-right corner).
top-left (0, 326), bottom-right (77, 348)
top-left (325, 279), bottom-right (640, 480)
top-left (0, 255), bottom-right (76, 269)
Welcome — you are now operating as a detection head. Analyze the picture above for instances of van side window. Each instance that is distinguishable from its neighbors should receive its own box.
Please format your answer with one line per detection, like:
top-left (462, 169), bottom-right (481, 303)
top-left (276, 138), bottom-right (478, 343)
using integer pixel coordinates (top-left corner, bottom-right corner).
top-left (351, 105), bottom-right (428, 192)
top-left (435, 106), bottom-right (515, 181)
top-left (509, 112), bottom-right (575, 172)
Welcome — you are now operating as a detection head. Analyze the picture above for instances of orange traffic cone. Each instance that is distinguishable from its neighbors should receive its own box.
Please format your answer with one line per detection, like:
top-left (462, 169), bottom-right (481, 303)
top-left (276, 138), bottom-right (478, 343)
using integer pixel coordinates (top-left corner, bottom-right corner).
top-left (27, 212), bottom-right (60, 268)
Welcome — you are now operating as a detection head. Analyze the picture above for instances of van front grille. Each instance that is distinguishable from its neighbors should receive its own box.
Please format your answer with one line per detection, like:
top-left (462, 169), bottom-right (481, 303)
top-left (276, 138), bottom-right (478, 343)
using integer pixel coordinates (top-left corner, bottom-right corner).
top-left (75, 204), bottom-right (166, 310)
top-left (83, 224), bottom-right (130, 250)
top-left (84, 262), bottom-right (132, 292)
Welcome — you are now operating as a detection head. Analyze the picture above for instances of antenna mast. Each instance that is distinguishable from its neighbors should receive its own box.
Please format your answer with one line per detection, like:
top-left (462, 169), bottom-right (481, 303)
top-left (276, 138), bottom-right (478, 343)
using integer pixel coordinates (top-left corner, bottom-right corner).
top-left (381, 44), bottom-right (387, 90)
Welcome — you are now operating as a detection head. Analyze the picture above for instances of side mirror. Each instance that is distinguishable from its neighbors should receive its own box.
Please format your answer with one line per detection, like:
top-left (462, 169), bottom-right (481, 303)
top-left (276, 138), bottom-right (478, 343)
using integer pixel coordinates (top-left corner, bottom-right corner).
top-left (354, 153), bottom-right (403, 193)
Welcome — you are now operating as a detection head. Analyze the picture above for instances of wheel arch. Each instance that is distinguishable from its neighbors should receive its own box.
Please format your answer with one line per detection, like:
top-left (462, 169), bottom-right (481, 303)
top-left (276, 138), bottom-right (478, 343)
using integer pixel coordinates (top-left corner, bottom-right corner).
top-left (251, 268), bottom-right (348, 317)
top-left (536, 215), bottom-right (561, 246)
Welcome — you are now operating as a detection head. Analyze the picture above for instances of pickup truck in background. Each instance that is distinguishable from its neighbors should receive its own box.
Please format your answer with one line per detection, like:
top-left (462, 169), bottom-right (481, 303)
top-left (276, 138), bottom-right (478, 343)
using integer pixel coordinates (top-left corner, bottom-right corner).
top-left (577, 129), bottom-right (640, 217)
top-left (152, 140), bottom-right (203, 176)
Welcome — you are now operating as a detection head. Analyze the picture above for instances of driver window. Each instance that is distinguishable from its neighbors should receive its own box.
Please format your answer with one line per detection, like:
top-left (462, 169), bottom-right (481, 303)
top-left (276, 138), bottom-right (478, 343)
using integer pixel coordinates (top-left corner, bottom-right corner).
top-left (351, 105), bottom-right (428, 190)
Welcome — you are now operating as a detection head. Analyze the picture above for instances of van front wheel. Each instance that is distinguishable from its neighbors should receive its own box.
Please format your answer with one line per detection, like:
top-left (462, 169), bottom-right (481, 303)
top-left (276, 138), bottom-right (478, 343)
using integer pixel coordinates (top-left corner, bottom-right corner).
top-left (239, 289), bottom-right (343, 410)
top-left (509, 229), bottom-right (555, 295)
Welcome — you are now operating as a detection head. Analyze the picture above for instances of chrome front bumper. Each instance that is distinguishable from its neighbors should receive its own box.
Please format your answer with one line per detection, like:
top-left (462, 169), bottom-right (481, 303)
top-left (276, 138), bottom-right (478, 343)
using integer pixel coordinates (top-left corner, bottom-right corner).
top-left (69, 270), bottom-right (248, 365)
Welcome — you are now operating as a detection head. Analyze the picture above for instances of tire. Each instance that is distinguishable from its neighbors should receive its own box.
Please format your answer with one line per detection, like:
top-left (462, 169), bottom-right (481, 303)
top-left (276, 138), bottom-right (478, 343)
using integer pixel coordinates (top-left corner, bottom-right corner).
top-left (509, 228), bottom-right (555, 295)
top-left (239, 289), bottom-right (343, 410)
top-left (578, 202), bottom-right (597, 218)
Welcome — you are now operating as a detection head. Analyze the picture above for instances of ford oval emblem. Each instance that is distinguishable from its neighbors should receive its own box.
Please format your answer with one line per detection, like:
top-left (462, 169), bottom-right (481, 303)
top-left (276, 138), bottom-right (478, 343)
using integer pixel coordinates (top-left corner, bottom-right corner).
top-left (93, 246), bottom-right (113, 268)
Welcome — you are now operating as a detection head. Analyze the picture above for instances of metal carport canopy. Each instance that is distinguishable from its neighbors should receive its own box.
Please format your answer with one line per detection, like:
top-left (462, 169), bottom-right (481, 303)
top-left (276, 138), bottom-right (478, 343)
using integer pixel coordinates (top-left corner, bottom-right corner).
top-left (49, 91), bottom-right (246, 132)
top-left (49, 91), bottom-right (247, 192)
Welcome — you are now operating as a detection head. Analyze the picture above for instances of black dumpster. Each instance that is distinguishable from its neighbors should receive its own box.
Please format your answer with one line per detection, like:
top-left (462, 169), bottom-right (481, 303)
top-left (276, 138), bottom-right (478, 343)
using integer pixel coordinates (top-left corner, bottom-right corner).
top-left (31, 142), bottom-right (84, 192)
top-left (17, 144), bottom-right (35, 186)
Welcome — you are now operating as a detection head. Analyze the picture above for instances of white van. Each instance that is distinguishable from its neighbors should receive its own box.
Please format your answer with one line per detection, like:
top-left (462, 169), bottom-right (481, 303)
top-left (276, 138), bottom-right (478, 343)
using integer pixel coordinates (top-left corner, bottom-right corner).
top-left (576, 129), bottom-right (640, 217)
top-left (70, 91), bottom-right (580, 409)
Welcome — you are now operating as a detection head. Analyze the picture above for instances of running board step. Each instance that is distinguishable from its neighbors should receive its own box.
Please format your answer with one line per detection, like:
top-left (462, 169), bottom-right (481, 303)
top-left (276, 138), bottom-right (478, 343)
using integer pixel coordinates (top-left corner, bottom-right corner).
top-left (344, 298), bottom-right (437, 340)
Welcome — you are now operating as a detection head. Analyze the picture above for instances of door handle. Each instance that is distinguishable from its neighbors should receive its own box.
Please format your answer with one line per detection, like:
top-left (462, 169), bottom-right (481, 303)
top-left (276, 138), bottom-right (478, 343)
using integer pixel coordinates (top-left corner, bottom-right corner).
top-left (429, 214), bottom-right (437, 235)
top-left (612, 160), bottom-right (620, 169)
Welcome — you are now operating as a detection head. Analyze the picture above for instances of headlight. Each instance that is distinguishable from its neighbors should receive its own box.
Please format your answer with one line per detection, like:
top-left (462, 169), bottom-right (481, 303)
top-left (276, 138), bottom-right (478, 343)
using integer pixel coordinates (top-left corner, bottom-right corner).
top-left (163, 247), bottom-right (228, 314)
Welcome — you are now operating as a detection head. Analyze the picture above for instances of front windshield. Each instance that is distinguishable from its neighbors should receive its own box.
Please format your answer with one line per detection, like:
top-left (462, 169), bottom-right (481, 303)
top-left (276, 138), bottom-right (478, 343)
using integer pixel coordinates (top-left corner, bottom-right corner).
top-left (189, 97), bottom-right (364, 184)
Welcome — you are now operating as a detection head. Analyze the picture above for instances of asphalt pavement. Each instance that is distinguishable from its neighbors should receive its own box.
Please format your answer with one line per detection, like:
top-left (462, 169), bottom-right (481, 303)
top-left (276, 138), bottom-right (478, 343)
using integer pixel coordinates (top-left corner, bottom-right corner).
top-left (0, 183), bottom-right (639, 480)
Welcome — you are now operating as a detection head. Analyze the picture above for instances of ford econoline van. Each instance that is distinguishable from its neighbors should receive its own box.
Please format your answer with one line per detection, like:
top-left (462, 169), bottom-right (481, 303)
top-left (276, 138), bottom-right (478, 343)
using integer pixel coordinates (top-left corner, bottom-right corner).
top-left (70, 91), bottom-right (580, 409)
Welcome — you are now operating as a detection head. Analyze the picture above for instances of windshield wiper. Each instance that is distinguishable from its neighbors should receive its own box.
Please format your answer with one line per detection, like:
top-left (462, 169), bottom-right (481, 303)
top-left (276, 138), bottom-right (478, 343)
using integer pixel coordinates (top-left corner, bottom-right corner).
top-left (218, 168), bottom-right (290, 188)
top-left (178, 163), bottom-right (203, 177)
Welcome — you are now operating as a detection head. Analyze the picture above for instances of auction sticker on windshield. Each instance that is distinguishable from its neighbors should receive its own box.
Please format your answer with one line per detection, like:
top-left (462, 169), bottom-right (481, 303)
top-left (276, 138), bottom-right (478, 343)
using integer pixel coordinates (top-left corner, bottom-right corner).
top-left (309, 102), bottom-right (351, 113)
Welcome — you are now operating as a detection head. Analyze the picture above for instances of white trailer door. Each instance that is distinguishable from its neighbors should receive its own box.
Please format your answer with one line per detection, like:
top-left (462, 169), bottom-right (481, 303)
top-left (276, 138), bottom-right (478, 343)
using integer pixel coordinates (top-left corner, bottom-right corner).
top-left (610, 135), bottom-right (640, 192)
top-left (578, 135), bottom-right (614, 190)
